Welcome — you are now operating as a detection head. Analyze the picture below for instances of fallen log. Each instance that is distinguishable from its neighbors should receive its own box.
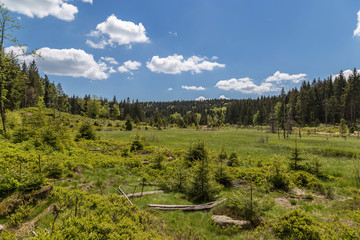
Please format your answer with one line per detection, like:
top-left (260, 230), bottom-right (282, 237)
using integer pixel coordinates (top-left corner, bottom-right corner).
top-left (211, 215), bottom-right (251, 229)
top-left (148, 198), bottom-right (227, 211)
top-left (127, 190), bottom-right (164, 199)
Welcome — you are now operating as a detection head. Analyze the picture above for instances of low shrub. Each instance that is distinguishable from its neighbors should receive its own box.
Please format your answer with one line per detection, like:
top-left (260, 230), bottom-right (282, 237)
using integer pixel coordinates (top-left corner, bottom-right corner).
top-left (269, 174), bottom-right (290, 191)
top-left (8, 204), bottom-right (31, 227)
top-left (0, 176), bottom-right (19, 197)
top-left (291, 171), bottom-right (324, 192)
top-left (152, 153), bottom-right (165, 170)
top-left (18, 174), bottom-right (45, 193)
top-left (215, 166), bottom-right (232, 187)
top-left (185, 141), bottom-right (207, 164)
top-left (76, 122), bottom-right (96, 140)
top-left (44, 161), bottom-right (64, 179)
top-left (273, 209), bottom-right (321, 240)
top-left (130, 135), bottom-right (144, 152)
top-left (124, 158), bottom-right (142, 169)
top-left (41, 128), bottom-right (61, 150)
top-left (227, 188), bottom-right (274, 227)
top-left (227, 152), bottom-right (240, 167)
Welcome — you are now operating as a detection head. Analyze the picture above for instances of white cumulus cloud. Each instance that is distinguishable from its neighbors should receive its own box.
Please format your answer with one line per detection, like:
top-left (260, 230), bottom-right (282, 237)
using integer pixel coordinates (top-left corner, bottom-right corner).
top-left (6, 46), bottom-right (112, 80)
top-left (146, 54), bottom-right (225, 74)
top-left (168, 88), bottom-right (173, 91)
top-left (86, 14), bottom-right (149, 48)
top-left (108, 67), bottom-right (116, 74)
top-left (100, 57), bottom-right (118, 65)
top-left (216, 77), bottom-right (278, 94)
top-left (2, 0), bottom-right (78, 21)
top-left (86, 40), bottom-right (107, 49)
top-left (82, 0), bottom-right (93, 4)
top-left (333, 69), bottom-right (354, 80)
top-left (4, 45), bottom-right (33, 60)
top-left (354, 10), bottom-right (360, 36)
top-left (219, 95), bottom-right (230, 100)
top-left (118, 60), bottom-right (142, 73)
top-left (195, 96), bottom-right (207, 101)
top-left (182, 85), bottom-right (206, 91)
top-left (265, 71), bottom-right (307, 83)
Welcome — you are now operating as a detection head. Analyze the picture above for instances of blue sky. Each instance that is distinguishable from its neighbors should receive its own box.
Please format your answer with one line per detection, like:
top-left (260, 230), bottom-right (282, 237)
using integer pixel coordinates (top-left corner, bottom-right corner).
top-left (3, 0), bottom-right (360, 101)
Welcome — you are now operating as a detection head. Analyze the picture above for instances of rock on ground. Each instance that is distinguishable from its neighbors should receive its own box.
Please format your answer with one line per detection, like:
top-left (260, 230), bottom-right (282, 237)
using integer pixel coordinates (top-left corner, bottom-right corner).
top-left (211, 215), bottom-right (251, 229)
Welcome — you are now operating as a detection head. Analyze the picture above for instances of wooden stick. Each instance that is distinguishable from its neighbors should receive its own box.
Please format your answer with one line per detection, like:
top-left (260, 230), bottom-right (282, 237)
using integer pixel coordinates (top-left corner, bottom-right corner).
top-left (127, 190), bottom-right (164, 199)
top-left (148, 198), bottom-right (227, 211)
top-left (118, 186), bottom-right (133, 205)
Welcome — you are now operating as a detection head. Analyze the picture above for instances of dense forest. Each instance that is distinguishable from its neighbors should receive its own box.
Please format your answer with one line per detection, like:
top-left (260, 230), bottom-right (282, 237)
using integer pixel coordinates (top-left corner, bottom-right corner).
top-left (1, 55), bottom-right (360, 136)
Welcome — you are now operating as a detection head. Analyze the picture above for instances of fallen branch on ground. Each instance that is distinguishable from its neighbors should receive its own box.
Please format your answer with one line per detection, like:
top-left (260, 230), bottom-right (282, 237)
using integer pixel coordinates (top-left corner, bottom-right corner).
top-left (109, 186), bottom-right (133, 205)
top-left (148, 198), bottom-right (227, 211)
top-left (127, 190), bottom-right (164, 198)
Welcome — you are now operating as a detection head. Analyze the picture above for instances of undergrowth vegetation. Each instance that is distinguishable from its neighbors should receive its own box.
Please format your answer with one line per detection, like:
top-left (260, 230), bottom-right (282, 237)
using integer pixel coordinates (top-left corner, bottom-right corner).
top-left (1, 107), bottom-right (360, 239)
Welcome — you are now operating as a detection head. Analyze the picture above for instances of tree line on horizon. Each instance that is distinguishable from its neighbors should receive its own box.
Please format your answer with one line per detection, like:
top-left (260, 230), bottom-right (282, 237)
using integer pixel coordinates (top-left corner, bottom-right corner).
top-left (1, 57), bottom-right (360, 135)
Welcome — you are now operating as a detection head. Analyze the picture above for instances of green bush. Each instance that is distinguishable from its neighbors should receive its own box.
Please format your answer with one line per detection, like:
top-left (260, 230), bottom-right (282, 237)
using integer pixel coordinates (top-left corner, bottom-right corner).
top-left (273, 209), bottom-right (321, 240)
top-left (159, 160), bottom-right (188, 193)
top-left (215, 166), bottom-right (232, 187)
top-left (8, 204), bottom-right (30, 227)
top-left (44, 161), bottom-right (64, 179)
top-left (18, 174), bottom-right (45, 192)
top-left (185, 141), bottom-right (207, 164)
top-left (228, 188), bottom-right (274, 226)
top-left (41, 128), bottom-right (61, 150)
top-left (152, 154), bottom-right (165, 170)
top-left (125, 118), bottom-right (133, 131)
top-left (269, 174), bottom-right (290, 191)
top-left (36, 188), bottom-right (161, 239)
top-left (124, 158), bottom-right (142, 169)
top-left (121, 147), bottom-right (130, 157)
top-left (227, 152), bottom-right (240, 167)
top-left (12, 127), bottom-right (33, 143)
top-left (76, 122), bottom-right (96, 140)
top-left (303, 192), bottom-right (314, 201)
top-left (291, 171), bottom-right (324, 192)
top-left (130, 139), bottom-right (144, 152)
top-left (0, 176), bottom-right (19, 197)
top-left (218, 148), bottom-right (227, 161)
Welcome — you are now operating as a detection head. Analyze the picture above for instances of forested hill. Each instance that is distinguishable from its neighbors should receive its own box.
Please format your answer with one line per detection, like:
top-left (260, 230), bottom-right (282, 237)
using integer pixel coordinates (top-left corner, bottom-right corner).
top-left (1, 56), bottom-right (359, 135)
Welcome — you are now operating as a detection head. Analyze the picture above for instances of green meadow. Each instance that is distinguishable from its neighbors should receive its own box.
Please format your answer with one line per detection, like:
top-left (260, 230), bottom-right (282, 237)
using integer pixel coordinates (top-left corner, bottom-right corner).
top-left (99, 127), bottom-right (360, 181)
top-left (1, 109), bottom-right (360, 239)
top-left (97, 127), bottom-right (360, 239)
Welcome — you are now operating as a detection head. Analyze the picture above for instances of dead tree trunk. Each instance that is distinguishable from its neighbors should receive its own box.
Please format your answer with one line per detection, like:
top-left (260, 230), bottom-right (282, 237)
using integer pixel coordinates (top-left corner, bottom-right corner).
top-left (148, 198), bottom-right (227, 211)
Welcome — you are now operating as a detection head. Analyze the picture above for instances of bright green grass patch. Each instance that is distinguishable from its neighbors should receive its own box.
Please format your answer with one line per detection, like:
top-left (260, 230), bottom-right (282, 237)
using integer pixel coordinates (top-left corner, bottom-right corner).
top-left (98, 128), bottom-right (360, 159)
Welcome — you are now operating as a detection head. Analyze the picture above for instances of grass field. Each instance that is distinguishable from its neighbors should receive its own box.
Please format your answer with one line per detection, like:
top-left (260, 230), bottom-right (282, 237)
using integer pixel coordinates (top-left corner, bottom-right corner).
top-left (3, 118), bottom-right (360, 239)
top-left (97, 127), bottom-right (360, 239)
top-left (98, 127), bottom-right (360, 158)
top-left (3, 110), bottom-right (360, 239)
top-left (98, 127), bottom-right (360, 191)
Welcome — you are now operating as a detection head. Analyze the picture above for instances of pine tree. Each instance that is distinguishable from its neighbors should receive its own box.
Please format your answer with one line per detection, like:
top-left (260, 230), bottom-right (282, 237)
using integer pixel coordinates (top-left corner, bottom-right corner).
top-left (339, 118), bottom-right (348, 137)
top-left (290, 139), bottom-right (303, 170)
top-left (0, 5), bottom-right (26, 135)
top-left (187, 151), bottom-right (219, 202)
top-left (125, 116), bottom-right (133, 131)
